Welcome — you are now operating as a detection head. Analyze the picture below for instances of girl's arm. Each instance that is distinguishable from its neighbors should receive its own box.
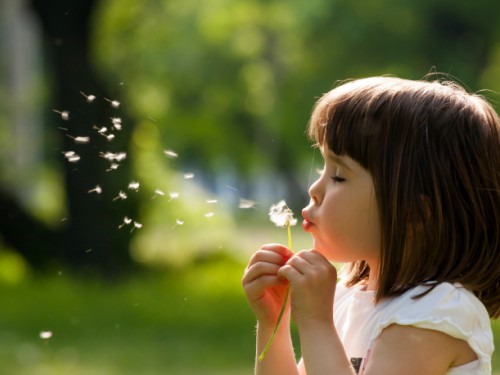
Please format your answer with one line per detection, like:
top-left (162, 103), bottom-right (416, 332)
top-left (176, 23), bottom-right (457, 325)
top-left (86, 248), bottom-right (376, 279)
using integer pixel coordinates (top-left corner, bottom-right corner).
top-left (279, 250), bottom-right (355, 375)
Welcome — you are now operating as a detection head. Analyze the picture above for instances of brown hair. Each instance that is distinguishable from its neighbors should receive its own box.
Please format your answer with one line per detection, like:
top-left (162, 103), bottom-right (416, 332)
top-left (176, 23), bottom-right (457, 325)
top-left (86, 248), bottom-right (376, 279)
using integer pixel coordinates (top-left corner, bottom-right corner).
top-left (308, 76), bottom-right (500, 318)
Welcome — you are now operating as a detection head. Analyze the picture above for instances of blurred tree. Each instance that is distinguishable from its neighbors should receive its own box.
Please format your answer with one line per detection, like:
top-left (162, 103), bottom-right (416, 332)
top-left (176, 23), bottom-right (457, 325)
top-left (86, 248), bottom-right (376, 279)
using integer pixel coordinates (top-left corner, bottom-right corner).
top-left (94, 0), bottom-right (500, 208)
top-left (0, 0), bottom-right (139, 275)
top-left (1, 0), bottom-right (499, 272)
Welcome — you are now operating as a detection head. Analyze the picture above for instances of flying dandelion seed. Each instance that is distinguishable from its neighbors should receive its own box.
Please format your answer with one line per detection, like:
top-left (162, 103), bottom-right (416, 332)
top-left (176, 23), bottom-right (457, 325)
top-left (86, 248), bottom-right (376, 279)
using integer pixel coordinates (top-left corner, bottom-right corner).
top-left (111, 118), bottom-right (122, 130)
top-left (72, 136), bottom-right (90, 144)
top-left (80, 91), bottom-right (96, 103)
top-left (164, 150), bottom-right (178, 158)
top-left (168, 192), bottom-right (179, 201)
top-left (105, 98), bottom-right (121, 108)
top-left (63, 151), bottom-right (81, 163)
top-left (53, 109), bottom-right (70, 120)
top-left (39, 331), bottom-right (53, 340)
top-left (106, 134), bottom-right (115, 142)
top-left (183, 173), bottom-right (194, 179)
top-left (88, 185), bottom-right (102, 194)
top-left (204, 212), bottom-right (215, 218)
top-left (113, 191), bottom-right (127, 201)
top-left (100, 152), bottom-right (127, 162)
top-left (239, 199), bottom-right (256, 209)
top-left (106, 163), bottom-right (120, 172)
top-left (118, 216), bottom-right (133, 229)
top-left (96, 126), bottom-right (108, 134)
top-left (172, 219), bottom-right (184, 229)
top-left (131, 221), bottom-right (143, 232)
top-left (206, 199), bottom-right (218, 204)
top-left (128, 181), bottom-right (140, 191)
top-left (153, 189), bottom-right (165, 198)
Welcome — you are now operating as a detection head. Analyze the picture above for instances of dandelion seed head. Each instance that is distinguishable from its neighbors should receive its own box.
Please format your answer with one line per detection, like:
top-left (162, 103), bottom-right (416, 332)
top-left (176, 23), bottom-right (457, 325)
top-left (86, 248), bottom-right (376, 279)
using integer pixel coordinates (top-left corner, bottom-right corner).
top-left (61, 111), bottom-right (70, 120)
top-left (183, 173), bottom-right (194, 179)
top-left (176, 219), bottom-right (184, 225)
top-left (111, 100), bottom-right (120, 108)
top-left (269, 200), bottom-right (297, 228)
top-left (97, 127), bottom-right (108, 134)
top-left (106, 134), bottom-right (115, 141)
top-left (169, 192), bottom-right (179, 200)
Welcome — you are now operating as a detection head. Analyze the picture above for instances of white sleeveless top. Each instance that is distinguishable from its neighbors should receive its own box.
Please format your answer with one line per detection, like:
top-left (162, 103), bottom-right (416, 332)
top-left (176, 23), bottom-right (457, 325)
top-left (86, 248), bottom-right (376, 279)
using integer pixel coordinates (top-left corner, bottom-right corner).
top-left (334, 281), bottom-right (493, 374)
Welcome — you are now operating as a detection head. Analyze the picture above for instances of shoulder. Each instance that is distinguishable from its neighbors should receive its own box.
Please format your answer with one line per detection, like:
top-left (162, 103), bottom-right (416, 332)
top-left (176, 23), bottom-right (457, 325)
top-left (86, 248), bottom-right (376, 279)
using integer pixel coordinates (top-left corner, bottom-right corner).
top-left (372, 282), bottom-right (493, 373)
top-left (378, 282), bottom-right (491, 338)
top-left (365, 323), bottom-right (478, 374)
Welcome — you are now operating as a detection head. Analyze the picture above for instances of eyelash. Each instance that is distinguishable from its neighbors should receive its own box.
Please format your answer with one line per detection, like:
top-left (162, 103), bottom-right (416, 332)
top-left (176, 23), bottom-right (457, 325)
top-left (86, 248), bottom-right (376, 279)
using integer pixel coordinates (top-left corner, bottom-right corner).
top-left (331, 175), bottom-right (346, 183)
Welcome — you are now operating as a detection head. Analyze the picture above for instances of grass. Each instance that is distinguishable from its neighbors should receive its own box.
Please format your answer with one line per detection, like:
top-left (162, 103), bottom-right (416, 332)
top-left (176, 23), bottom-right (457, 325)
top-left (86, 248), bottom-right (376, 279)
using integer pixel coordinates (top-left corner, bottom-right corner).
top-left (0, 257), bottom-right (256, 375)
top-left (0, 256), bottom-right (499, 374)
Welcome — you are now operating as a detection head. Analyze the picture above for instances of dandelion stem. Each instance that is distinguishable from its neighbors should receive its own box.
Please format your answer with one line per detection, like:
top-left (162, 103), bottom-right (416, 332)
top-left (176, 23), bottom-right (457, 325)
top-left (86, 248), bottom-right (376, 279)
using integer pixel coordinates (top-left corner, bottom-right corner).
top-left (258, 287), bottom-right (290, 361)
top-left (259, 222), bottom-right (293, 361)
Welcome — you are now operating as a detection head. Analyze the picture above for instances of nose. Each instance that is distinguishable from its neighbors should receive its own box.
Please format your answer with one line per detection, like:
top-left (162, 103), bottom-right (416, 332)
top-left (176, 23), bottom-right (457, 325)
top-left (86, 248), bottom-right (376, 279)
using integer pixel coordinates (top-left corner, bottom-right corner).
top-left (308, 177), bottom-right (322, 205)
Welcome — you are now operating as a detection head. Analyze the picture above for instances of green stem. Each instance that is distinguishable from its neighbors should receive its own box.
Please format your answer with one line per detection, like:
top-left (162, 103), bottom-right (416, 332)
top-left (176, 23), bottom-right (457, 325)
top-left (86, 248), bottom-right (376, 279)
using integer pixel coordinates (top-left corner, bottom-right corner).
top-left (258, 223), bottom-right (293, 361)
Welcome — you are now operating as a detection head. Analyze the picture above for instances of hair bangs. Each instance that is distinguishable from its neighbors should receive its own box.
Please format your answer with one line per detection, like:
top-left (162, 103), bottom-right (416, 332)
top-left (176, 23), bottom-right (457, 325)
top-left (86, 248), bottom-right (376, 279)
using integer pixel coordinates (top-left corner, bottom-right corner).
top-left (308, 87), bottom-right (381, 170)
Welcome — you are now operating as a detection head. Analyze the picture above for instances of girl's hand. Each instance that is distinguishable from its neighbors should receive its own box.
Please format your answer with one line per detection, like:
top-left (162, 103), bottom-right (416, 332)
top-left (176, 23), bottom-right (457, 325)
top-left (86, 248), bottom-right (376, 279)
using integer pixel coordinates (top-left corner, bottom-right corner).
top-left (278, 250), bottom-right (337, 325)
top-left (242, 244), bottom-right (293, 326)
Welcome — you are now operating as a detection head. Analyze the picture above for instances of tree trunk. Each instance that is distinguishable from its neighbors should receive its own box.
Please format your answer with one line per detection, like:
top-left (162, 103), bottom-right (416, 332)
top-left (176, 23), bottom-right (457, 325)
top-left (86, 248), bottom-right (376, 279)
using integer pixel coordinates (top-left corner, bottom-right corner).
top-left (25, 0), bottom-right (138, 276)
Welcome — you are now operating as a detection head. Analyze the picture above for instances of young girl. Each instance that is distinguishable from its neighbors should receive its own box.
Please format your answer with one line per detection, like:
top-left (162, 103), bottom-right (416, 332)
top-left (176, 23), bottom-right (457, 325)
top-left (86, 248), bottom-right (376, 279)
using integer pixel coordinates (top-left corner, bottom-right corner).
top-left (242, 76), bottom-right (500, 375)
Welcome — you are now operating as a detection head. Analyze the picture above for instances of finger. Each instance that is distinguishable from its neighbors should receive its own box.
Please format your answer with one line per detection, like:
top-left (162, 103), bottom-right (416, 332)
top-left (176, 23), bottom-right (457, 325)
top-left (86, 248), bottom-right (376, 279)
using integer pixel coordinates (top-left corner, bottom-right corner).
top-left (294, 249), bottom-right (325, 262)
top-left (277, 263), bottom-right (303, 281)
top-left (243, 275), bottom-right (288, 298)
top-left (243, 262), bottom-right (282, 285)
top-left (261, 243), bottom-right (294, 258)
top-left (285, 254), bottom-right (313, 274)
top-left (247, 249), bottom-right (288, 269)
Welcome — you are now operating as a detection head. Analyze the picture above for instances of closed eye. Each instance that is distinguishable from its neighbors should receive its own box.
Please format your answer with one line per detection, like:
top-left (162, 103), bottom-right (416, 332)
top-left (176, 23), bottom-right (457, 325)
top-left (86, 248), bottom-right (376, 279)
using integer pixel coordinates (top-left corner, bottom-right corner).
top-left (331, 176), bottom-right (346, 183)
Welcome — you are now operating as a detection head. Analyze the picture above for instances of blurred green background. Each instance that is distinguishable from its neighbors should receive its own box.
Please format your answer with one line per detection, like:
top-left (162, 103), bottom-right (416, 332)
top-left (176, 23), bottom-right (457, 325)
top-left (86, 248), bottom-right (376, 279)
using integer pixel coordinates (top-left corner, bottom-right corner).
top-left (0, 0), bottom-right (499, 373)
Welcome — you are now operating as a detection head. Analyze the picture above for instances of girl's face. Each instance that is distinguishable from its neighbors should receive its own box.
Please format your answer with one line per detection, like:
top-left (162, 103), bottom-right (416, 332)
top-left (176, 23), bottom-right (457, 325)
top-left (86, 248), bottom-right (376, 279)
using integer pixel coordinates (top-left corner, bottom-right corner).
top-left (302, 150), bottom-right (381, 266)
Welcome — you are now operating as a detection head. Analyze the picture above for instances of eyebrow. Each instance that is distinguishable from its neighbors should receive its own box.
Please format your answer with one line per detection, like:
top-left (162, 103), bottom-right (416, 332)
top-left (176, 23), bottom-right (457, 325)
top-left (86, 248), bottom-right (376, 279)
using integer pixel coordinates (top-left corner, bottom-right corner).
top-left (327, 152), bottom-right (354, 172)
